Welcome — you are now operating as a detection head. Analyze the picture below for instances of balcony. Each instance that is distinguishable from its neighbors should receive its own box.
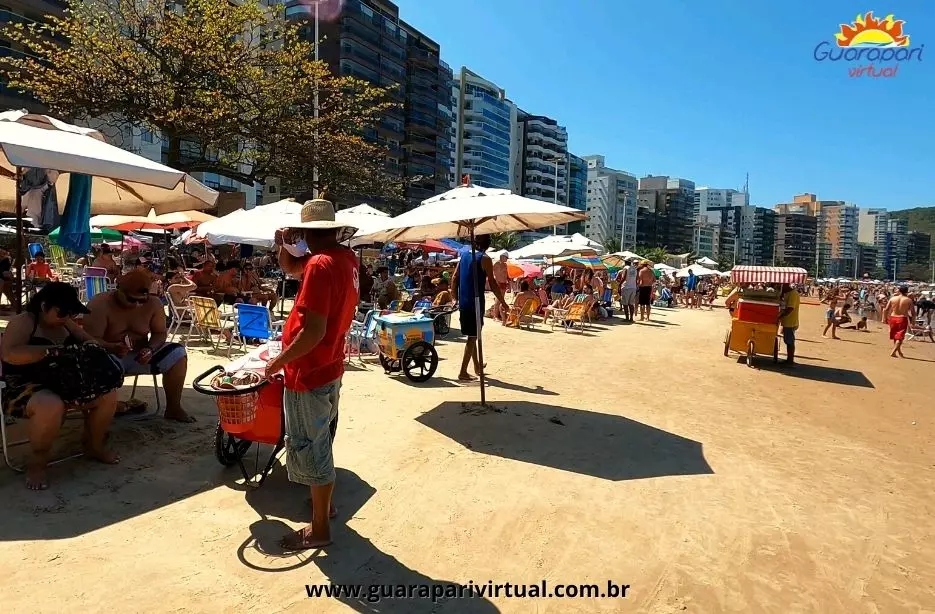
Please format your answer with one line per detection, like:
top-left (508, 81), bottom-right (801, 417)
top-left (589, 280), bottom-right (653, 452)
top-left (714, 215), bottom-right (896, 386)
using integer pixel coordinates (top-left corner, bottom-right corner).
top-left (408, 47), bottom-right (439, 67)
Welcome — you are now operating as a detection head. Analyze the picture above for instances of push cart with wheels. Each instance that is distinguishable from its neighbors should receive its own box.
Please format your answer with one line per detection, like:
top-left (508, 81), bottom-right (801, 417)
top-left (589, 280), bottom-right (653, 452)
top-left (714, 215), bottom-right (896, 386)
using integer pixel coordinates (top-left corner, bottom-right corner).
top-left (723, 266), bottom-right (808, 367)
top-left (374, 312), bottom-right (439, 382)
top-left (193, 364), bottom-right (285, 487)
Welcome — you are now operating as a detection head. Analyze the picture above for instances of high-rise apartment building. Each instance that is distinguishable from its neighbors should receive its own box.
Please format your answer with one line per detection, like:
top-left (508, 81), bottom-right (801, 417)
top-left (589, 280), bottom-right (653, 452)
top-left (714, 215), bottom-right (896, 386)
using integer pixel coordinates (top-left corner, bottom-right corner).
top-left (451, 67), bottom-right (516, 190)
top-left (694, 187), bottom-right (748, 223)
top-left (566, 153), bottom-right (587, 235)
top-left (884, 218), bottom-right (909, 278)
top-left (856, 243), bottom-right (878, 277)
top-left (907, 231), bottom-right (931, 264)
top-left (740, 207), bottom-right (776, 266)
top-left (289, 0), bottom-right (452, 209)
top-left (513, 110), bottom-right (568, 205)
top-left (582, 155), bottom-right (637, 247)
top-left (692, 223), bottom-right (720, 259)
top-left (774, 193), bottom-right (856, 277)
top-left (774, 214), bottom-right (817, 272)
top-left (636, 176), bottom-right (694, 252)
top-left (774, 193), bottom-right (822, 216)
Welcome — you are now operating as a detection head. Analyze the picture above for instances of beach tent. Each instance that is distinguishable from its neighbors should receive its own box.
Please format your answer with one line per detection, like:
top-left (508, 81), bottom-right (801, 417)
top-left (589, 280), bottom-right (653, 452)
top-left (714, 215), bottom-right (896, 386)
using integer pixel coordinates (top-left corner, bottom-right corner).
top-left (694, 256), bottom-right (718, 267)
top-left (654, 263), bottom-right (678, 274)
top-left (509, 234), bottom-right (601, 259)
top-left (355, 182), bottom-right (585, 405)
top-left (676, 265), bottom-right (720, 278)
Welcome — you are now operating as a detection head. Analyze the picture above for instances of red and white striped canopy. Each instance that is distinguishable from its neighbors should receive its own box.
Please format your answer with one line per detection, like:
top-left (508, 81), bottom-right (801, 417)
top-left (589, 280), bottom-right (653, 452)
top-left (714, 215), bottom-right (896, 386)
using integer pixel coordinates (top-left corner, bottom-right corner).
top-left (730, 266), bottom-right (808, 285)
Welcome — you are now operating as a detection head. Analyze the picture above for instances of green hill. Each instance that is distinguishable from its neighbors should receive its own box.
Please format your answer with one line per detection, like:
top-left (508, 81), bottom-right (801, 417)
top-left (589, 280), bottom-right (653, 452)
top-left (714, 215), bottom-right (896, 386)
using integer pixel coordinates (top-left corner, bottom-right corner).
top-left (889, 206), bottom-right (935, 259)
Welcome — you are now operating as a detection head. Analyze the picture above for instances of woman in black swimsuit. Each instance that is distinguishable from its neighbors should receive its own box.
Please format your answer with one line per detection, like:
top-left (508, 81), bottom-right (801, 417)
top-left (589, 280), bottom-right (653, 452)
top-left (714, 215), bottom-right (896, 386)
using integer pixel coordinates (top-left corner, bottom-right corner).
top-left (1, 283), bottom-right (120, 490)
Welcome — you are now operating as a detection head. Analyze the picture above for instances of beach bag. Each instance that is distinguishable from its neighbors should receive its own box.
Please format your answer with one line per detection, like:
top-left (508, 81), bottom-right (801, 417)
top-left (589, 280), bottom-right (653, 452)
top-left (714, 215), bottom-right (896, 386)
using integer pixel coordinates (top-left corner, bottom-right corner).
top-left (40, 343), bottom-right (125, 405)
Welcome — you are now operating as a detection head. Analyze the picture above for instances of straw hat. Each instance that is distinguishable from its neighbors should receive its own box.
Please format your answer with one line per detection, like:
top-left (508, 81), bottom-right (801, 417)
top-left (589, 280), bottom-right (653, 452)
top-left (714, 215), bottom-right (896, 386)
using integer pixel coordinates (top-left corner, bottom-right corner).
top-left (286, 199), bottom-right (358, 241)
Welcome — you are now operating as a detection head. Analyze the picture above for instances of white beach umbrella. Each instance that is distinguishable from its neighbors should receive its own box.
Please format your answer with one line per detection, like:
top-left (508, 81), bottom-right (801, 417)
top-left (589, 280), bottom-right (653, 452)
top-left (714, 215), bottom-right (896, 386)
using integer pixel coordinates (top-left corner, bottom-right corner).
top-left (510, 234), bottom-right (601, 259)
top-left (356, 184), bottom-right (585, 405)
top-left (0, 111), bottom-right (217, 215)
top-left (694, 256), bottom-right (719, 267)
top-left (342, 203), bottom-right (389, 217)
top-left (676, 265), bottom-right (720, 278)
top-left (195, 198), bottom-right (303, 247)
top-left (613, 250), bottom-right (645, 261)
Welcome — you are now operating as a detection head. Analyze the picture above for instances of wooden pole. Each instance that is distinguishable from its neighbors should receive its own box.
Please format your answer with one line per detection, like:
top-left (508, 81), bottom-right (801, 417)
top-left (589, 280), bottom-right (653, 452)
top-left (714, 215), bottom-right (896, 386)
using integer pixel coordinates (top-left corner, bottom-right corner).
top-left (14, 166), bottom-right (23, 313)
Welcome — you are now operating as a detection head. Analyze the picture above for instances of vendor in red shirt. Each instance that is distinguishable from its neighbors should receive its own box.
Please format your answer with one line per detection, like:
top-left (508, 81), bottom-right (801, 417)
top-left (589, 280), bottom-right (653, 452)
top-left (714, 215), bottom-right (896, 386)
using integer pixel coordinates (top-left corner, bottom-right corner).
top-left (265, 199), bottom-right (359, 551)
top-left (26, 252), bottom-right (57, 283)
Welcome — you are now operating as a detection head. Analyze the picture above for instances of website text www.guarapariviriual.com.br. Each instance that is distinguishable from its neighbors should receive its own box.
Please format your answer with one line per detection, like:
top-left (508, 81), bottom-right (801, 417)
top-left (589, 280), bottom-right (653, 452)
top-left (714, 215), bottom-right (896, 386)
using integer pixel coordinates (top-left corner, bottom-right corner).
top-left (306, 580), bottom-right (631, 603)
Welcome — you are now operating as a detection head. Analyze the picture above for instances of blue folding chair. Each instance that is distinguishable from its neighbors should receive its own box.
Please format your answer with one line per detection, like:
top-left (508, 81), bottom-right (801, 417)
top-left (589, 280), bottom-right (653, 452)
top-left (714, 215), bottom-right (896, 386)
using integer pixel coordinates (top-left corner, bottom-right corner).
top-left (228, 303), bottom-right (284, 357)
top-left (84, 274), bottom-right (109, 301)
top-left (27, 243), bottom-right (43, 259)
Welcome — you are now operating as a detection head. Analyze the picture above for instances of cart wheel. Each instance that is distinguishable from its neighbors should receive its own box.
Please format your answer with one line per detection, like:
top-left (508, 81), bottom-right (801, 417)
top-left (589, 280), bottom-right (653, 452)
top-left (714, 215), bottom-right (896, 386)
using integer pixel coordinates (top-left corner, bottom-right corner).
top-left (723, 331), bottom-right (731, 357)
top-left (773, 338), bottom-right (779, 363)
top-left (215, 423), bottom-right (252, 467)
top-left (402, 341), bottom-right (438, 382)
top-left (379, 353), bottom-right (401, 373)
top-left (746, 339), bottom-right (755, 368)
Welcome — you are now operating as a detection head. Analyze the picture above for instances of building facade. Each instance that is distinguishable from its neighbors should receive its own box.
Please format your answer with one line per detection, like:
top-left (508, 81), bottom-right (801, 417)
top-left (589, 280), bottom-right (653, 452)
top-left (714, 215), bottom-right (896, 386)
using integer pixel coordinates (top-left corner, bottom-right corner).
top-left (513, 110), bottom-right (568, 206)
top-left (907, 231), bottom-right (931, 264)
top-left (0, 0), bottom-right (66, 112)
top-left (774, 213), bottom-right (817, 272)
top-left (636, 176), bottom-right (694, 252)
top-left (290, 0), bottom-right (452, 209)
top-left (582, 155), bottom-right (637, 247)
top-left (818, 202), bottom-right (858, 277)
top-left (692, 223), bottom-right (720, 259)
top-left (740, 206), bottom-right (776, 266)
top-left (694, 187), bottom-right (748, 223)
top-left (883, 218), bottom-right (909, 278)
top-left (566, 153), bottom-right (587, 235)
top-left (856, 243), bottom-right (878, 277)
top-left (451, 67), bottom-right (516, 190)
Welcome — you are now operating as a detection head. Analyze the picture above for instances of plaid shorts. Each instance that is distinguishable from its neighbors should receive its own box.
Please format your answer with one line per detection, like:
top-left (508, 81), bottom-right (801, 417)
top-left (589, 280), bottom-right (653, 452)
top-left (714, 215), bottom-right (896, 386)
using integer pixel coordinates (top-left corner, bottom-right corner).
top-left (283, 378), bottom-right (341, 486)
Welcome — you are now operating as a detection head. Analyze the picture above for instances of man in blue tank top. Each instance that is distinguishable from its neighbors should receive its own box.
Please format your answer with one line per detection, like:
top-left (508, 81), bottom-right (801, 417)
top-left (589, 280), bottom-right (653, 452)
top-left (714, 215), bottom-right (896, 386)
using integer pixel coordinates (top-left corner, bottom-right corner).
top-left (451, 234), bottom-right (509, 381)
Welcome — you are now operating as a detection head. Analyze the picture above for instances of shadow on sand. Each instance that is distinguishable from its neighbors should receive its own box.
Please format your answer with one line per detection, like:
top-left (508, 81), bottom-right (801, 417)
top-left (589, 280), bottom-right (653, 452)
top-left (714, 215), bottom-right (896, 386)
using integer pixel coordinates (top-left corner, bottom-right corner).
top-left (749, 360), bottom-right (875, 388)
top-left (416, 401), bottom-right (713, 482)
top-left (238, 468), bottom-right (498, 613)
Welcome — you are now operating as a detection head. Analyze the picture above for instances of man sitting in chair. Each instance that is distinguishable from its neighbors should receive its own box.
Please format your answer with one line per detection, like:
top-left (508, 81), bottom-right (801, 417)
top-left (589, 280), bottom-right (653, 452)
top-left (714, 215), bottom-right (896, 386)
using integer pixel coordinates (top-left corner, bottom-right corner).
top-left (83, 269), bottom-right (194, 423)
top-left (26, 252), bottom-right (57, 284)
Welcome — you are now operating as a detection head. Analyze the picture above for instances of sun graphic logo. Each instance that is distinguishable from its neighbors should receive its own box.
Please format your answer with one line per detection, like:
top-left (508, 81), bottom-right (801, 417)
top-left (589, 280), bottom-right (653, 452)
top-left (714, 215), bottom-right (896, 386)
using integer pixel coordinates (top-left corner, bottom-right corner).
top-left (814, 11), bottom-right (923, 78)
top-left (836, 12), bottom-right (909, 47)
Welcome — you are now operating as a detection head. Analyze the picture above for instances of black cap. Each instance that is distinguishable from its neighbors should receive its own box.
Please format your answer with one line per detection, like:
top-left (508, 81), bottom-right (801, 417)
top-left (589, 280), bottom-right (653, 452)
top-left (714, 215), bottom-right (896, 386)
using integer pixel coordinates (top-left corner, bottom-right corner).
top-left (33, 282), bottom-right (90, 316)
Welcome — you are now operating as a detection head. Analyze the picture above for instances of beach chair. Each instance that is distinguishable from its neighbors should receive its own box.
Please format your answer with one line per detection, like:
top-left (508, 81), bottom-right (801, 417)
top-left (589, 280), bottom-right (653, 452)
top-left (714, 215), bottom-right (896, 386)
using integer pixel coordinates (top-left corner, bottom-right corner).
top-left (505, 297), bottom-right (541, 329)
top-left (48, 244), bottom-right (76, 280)
top-left (166, 292), bottom-right (193, 341)
top-left (83, 271), bottom-right (109, 301)
top-left (906, 316), bottom-right (932, 343)
top-left (562, 302), bottom-right (590, 333)
top-left (347, 309), bottom-right (378, 364)
top-left (226, 303), bottom-right (284, 357)
top-left (27, 243), bottom-right (43, 259)
top-left (186, 296), bottom-right (235, 351)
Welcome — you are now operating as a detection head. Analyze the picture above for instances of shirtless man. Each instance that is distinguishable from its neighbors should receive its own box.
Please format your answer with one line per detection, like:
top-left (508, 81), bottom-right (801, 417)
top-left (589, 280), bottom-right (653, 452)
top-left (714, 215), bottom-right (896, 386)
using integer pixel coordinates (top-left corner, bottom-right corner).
top-left (83, 269), bottom-right (194, 422)
top-left (882, 285), bottom-right (916, 358)
top-left (192, 259), bottom-right (218, 296)
top-left (492, 253), bottom-right (510, 296)
top-left (636, 261), bottom-right (656, 321)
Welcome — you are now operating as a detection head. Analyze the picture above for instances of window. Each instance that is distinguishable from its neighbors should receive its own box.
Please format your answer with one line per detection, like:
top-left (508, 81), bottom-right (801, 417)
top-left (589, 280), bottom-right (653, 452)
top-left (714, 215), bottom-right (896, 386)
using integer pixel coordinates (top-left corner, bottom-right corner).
top-left (268, 185), bottom-right (277, 194)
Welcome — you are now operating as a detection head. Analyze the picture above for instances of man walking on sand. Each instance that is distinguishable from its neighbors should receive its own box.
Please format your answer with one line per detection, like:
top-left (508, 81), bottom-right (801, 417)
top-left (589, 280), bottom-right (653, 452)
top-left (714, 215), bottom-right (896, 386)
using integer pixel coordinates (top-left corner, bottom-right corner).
top-left (778, 283), bottom-right (801, 366)
top-left (637, 260), bottom-right (655, 321)
top-left (619, 259), bottom-right (638, 321)
top-left (883, 285), bottom-right (915, 358)
top-left (265, 200), bottom-right (359, 550)
top-left (452, 234), bottom-right (508, 382)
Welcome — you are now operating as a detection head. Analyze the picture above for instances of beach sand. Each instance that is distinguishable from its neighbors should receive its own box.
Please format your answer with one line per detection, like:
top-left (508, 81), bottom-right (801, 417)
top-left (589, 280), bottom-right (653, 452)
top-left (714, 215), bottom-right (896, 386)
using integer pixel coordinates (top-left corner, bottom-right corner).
top-left (1, 301), bottom-right (933, 613)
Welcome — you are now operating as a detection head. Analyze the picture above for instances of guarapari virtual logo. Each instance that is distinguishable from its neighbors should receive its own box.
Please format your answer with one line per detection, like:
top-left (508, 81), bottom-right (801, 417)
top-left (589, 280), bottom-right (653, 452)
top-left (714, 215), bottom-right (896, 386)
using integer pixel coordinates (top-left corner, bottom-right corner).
top-left (814, 11), bottom-right (923, 78)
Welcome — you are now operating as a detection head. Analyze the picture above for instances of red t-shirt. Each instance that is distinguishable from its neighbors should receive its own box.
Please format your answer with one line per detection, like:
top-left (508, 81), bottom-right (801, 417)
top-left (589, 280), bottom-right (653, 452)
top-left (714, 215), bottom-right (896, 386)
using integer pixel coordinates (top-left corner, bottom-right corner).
top-left (282, 247), bottom-right (360, 392)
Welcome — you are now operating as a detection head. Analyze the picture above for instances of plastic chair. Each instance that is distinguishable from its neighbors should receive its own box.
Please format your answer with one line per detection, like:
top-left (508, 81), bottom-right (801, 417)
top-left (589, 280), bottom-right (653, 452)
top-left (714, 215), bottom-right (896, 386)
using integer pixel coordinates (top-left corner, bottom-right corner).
top-left (347, 309), bottom-right (377, 364)
top-left (186, 296), bottom-right (234, 351)
top-left (226, 303), bottom-right (284, 357)
top-left (166, 292), bottom-right (194, 341)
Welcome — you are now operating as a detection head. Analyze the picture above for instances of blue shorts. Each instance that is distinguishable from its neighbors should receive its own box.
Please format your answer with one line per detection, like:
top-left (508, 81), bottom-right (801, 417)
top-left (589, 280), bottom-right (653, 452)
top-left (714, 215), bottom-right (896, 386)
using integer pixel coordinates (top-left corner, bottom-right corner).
top-left (782, 326), bottom-right (797, 346)
top-left (121, 342), bottom-right (186, 375)
top-left (283, 378), bottom-right (341, 486)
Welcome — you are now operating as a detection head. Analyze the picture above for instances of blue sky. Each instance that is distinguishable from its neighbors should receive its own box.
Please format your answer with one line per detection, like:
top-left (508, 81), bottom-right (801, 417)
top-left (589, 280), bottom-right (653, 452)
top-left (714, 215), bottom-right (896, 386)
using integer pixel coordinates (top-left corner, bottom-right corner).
top-left (392, 0), bottom-right (934, 211)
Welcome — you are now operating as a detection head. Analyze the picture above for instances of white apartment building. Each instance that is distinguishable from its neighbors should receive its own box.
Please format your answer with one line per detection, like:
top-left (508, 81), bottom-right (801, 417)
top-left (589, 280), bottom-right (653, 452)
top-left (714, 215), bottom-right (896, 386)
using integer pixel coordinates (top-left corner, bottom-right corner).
top-left (694, 187), bottom-right (748, 223)
top-left (512, 110), bottom-right (568, 206)
top-left (582, 155), bottom-right (637, 247)
top-left (858, 207), bottom-right (888, 245)
top-left (692, 223), bottom-right (721, 259)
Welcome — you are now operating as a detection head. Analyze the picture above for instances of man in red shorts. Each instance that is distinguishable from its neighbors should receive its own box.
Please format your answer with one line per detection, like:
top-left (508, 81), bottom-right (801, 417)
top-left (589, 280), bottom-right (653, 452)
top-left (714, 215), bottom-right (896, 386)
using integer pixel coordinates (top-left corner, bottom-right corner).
top-left (882, 285), bottom-right (915, 358)
top-left (265, 199), bottom-right (359, 550)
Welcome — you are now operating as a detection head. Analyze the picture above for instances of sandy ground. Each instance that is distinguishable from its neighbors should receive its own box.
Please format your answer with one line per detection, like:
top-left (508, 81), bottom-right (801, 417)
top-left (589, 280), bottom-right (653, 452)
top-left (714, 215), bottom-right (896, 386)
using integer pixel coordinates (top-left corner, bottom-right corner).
top-left (1, 300), bottom-right (934, 613)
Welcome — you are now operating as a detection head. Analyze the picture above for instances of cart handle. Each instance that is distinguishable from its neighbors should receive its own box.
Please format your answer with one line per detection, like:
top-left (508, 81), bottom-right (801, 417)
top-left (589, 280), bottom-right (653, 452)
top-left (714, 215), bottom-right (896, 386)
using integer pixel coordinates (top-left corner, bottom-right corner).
top-left (192, 364), bottom-right (271, 396)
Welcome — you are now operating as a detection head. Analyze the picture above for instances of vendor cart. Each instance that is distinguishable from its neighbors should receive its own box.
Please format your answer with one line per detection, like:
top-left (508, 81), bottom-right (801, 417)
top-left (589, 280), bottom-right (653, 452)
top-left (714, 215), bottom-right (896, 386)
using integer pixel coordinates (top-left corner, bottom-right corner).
top-left (724, 266), bottom-right (807, 367)
top-left (375, 312), bottom-right (439, 382)
top-left (194, 360), bottom-right (285, 487)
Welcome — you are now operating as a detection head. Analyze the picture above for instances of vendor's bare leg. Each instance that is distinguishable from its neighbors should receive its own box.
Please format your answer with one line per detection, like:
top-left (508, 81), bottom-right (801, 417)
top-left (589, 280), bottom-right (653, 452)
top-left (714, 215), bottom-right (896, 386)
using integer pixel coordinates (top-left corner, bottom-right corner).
top-left (458, 338), bottom-right (477, 381)
top-left (163, 355), bottom-right (195, 422)
top-left (283, 482), bottom-right (334, 550)
top-left (25, 391), bottom-right (66, 490)
top-left (83, 390), bottom-right (119, 464)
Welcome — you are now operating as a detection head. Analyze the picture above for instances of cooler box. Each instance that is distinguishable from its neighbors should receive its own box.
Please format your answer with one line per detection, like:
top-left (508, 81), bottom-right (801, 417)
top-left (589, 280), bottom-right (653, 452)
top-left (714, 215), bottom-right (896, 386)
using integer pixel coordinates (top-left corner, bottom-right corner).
top-left (374, 312), bottom-right (435, 359)
top-left (735, 299), bottom-right (779, 324)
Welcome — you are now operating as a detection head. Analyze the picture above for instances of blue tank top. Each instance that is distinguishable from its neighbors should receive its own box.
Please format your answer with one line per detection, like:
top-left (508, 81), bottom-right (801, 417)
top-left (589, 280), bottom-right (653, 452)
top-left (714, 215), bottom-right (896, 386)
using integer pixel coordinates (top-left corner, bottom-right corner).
top-left (458, 248), bottom-right (486, 310)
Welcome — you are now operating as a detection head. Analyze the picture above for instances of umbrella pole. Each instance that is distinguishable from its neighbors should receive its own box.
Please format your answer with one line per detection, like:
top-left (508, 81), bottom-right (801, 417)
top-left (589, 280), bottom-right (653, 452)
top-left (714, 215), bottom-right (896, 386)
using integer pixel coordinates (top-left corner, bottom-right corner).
top-left (13, 166), bottom-right (23, 313)
top-left (470, 224), bottom-right (487, 406)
